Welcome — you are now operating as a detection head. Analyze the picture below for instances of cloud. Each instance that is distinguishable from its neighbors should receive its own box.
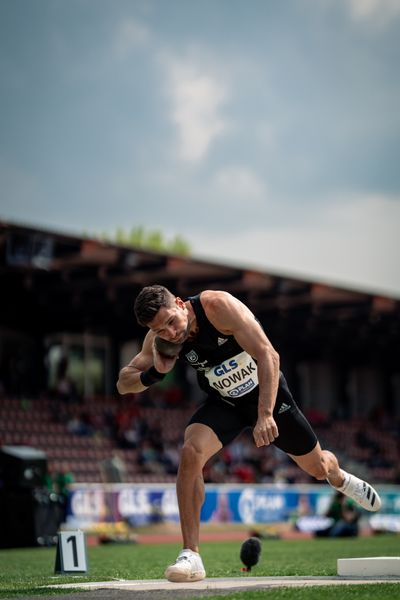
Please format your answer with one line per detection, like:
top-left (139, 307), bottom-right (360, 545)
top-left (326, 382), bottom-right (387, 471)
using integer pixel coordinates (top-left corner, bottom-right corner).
top-left (113, 18), bottom-right (151, 59)
top-left (346, 0), bottom-right (400, 26)
top-left (211, 166), bottom-right (266, 206)
top-left (162, 56), bottom-right (229, 162)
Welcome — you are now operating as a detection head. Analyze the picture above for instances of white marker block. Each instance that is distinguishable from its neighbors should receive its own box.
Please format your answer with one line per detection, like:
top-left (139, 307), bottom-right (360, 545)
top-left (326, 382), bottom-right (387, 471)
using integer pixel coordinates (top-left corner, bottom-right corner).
top-left (55, 530), bottom-right (88, 574)
top-left (338, 557), bottom-right (400, 577)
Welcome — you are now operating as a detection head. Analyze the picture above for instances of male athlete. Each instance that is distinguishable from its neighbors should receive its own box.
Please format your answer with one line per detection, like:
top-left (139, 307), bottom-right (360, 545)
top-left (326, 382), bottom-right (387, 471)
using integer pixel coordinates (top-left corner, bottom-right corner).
top-left (117, 285), bottom-right (381, 582)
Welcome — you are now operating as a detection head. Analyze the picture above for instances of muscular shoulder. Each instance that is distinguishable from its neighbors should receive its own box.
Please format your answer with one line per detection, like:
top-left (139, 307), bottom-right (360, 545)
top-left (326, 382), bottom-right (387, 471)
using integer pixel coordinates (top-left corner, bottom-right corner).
top-left (200, 290), bottom-right (243, 333)
top-left (200, 290), bottom-right (236, 313)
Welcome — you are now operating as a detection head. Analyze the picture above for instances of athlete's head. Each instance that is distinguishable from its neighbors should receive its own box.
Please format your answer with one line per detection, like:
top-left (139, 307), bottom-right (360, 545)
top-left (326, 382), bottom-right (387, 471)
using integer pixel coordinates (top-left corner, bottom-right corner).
top-left (134, 285), bottom-right (175, 327)
top-left (134, 284), bottom-right (190, 343)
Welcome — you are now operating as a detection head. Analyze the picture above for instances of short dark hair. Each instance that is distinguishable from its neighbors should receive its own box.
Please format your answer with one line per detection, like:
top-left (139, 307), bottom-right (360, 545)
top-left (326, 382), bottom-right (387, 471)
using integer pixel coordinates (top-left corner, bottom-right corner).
top-left (134, 285), bottom-right (175, 326)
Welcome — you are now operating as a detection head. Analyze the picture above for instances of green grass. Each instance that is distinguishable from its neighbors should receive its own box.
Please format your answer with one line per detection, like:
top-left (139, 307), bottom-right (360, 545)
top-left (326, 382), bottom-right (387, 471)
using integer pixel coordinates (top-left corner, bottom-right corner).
top-left (0, 535), bottom-right (399, 599)
top-left (190, 589), bottom-right (400, 600)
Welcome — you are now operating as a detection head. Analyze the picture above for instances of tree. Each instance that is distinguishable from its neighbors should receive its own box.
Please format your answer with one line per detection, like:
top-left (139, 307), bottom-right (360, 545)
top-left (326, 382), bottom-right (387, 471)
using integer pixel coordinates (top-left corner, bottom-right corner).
top-left (93, 227), bottom-right (191, 256)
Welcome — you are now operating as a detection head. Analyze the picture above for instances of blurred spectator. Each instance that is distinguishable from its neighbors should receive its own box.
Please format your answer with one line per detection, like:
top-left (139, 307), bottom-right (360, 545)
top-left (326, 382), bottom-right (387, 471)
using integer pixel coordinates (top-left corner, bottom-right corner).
top-left (290, 494), bottom-right (313, 530)
top-left (101, 452), bottom-right (127, 483)
top-left (205, 457), bottom-right (228, 483)
top-left (66, 411), bottom-right (93, 436)
top-left (162, 442), bottom-right (181, 474)
top-left (114, 400), bottom-right (148, 448)
top-left (56, 356), bottom-right (80, 404)
top-left (315, 491), bottom-right (360, 538)
top-left (54, 462), bottom-right (74, 524)
top-left (138, 439), bottom-right (165, 474)
top-left (147, 418), bottom-right (164, 452)
top-left (233, 462), bottom-right (256, 484)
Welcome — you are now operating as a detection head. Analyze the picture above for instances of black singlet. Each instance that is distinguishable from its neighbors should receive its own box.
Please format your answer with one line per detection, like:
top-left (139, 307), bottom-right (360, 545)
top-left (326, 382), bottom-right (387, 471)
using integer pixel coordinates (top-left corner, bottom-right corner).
top-left (181, 293), bottom-right (318, 456)
top-left (180, 293), bottom-right (260, 401)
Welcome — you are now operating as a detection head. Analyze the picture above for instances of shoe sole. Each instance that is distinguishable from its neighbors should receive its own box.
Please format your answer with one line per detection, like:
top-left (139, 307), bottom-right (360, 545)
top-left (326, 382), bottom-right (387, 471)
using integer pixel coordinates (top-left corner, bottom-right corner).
top-left (165, 568), bottom-right (206, 583)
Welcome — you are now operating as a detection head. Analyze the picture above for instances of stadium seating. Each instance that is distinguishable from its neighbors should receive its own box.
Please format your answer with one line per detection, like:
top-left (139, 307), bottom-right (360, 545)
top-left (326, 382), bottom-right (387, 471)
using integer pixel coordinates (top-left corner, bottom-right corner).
top-left (0, 395), bottom-right (398, 484)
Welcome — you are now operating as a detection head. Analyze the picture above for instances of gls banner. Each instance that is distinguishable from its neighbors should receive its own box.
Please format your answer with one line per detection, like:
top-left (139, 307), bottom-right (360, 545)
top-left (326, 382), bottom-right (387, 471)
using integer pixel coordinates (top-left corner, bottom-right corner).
top-left (67, 486), bottom-right (180, 528)
top-left (66, 484), bottom-right (399, 529)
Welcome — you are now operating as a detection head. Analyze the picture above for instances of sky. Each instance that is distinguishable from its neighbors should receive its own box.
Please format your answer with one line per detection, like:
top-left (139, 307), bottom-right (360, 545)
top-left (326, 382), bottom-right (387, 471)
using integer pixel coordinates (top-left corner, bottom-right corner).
top-left (1, 0), bottom-right (400, 298)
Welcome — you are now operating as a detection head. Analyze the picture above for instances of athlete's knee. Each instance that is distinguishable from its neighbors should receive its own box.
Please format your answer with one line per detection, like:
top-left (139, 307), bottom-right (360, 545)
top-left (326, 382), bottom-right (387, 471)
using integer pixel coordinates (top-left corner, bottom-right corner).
top-left (180, 438), bottom-right (208, 470)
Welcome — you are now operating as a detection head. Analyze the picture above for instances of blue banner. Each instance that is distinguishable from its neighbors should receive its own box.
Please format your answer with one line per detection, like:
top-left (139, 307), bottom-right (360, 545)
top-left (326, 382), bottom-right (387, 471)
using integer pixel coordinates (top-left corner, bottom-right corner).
top-left (66, 483), bottom-right (400, 529)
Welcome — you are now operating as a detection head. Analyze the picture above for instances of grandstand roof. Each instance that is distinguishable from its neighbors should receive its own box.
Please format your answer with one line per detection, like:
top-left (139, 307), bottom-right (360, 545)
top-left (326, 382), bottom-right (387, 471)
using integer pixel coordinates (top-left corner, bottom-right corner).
top-left (1, 221), bottom-right (399, 361)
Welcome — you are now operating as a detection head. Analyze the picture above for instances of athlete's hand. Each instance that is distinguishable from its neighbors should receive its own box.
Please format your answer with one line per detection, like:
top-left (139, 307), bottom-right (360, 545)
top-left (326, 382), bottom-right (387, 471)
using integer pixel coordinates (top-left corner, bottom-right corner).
top-left (253, 414), bottom-right (279, 447)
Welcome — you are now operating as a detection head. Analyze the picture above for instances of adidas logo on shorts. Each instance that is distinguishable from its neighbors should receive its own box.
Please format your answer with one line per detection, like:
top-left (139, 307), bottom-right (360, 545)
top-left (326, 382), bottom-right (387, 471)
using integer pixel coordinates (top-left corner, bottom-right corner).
top-left (278, 402), bottom-right (291, 414)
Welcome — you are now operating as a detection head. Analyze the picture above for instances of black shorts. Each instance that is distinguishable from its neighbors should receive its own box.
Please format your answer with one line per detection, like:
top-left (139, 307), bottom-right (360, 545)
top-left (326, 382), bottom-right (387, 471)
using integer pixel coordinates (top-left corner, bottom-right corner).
top-left (188, 374), bottom-right (317, 456)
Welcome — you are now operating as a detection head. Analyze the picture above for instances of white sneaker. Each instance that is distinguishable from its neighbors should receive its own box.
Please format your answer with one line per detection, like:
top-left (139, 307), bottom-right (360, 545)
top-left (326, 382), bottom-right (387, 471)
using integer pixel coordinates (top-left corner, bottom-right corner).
top-left (332, 469), bottom-right (381, 512)
top-left (165, 549), bottom-right (206, 582)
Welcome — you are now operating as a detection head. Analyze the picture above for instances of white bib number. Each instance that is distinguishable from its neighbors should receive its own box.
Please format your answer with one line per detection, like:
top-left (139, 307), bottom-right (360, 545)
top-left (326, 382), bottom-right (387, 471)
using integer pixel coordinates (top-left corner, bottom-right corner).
top-left (205, 351), bottom-right (258, 398)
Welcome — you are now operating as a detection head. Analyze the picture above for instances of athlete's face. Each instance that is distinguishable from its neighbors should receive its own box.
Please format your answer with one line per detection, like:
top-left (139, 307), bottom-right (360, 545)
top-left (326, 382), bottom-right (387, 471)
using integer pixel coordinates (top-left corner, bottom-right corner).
top-left (148, 297), bottom-right (190, 343)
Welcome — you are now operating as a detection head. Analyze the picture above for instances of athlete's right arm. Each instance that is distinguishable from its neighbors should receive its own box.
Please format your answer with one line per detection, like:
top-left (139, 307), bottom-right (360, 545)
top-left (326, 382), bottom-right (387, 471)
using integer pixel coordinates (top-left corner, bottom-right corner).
top-left (116, 333), bottom-right (154, 394)
top-left (116, 332), bottom-right (178, 394)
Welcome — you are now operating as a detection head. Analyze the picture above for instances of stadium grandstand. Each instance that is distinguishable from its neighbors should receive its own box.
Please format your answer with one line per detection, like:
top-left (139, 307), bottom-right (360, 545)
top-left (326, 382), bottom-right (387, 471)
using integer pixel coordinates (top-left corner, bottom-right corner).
top-left (1, 220), bottom-right (400, 547)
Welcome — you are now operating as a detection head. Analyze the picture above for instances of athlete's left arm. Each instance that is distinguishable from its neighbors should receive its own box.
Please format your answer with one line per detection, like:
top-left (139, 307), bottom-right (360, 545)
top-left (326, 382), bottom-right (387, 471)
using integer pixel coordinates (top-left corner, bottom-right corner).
top-left (202, 290), bottom-right (280, 447)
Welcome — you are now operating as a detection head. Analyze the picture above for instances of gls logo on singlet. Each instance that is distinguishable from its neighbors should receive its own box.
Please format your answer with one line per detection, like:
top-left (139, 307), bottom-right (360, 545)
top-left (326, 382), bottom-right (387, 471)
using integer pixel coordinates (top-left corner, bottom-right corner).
top-left (213, 358), bottom-right (238, 374)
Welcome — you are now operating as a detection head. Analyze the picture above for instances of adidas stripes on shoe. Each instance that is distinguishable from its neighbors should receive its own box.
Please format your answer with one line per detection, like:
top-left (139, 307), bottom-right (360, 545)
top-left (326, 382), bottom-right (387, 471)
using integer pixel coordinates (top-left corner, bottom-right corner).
top-left (331, 469), bottom-right (381, 512)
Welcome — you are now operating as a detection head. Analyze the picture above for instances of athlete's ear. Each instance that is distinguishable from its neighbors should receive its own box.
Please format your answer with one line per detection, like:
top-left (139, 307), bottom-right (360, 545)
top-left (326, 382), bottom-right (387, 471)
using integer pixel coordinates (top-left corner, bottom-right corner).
top-left (175, 297), bottom-right (185, 309)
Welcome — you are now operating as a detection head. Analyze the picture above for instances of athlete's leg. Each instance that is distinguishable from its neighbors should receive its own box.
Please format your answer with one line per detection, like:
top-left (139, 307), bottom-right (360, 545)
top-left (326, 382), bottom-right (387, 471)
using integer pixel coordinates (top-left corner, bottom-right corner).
top-left (288, 443), bottom-right (381, 511)
top-left (288, 441), bottom-right (344, 486)
top-left (166, 400), bottom-right (246, 581)
top-left (273, 378), bottom-right (380, 512)
top-left (177, 422), bottom-right (222, 552)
